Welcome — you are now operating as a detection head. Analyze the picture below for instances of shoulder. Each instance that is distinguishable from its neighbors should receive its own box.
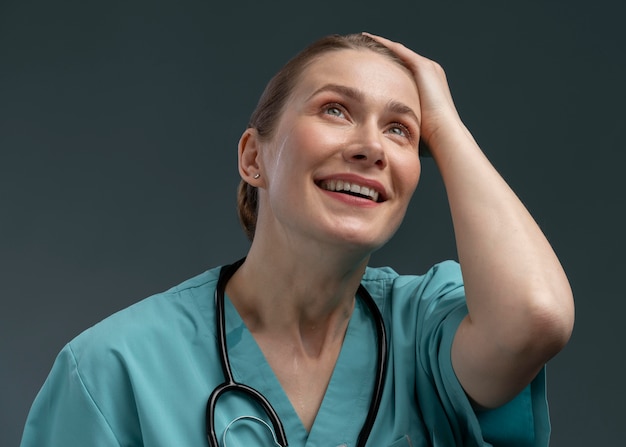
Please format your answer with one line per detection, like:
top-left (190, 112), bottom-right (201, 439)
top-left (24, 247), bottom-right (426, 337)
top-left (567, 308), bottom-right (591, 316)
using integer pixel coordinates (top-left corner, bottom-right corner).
top-left (67, 265), bottom-right (222, 367)
top-left (362, 260), bottom-right (467, 346)
top-left (362, 260), bottom-right (464, 304)
top-left (25, 265), bottom-right (228, 445)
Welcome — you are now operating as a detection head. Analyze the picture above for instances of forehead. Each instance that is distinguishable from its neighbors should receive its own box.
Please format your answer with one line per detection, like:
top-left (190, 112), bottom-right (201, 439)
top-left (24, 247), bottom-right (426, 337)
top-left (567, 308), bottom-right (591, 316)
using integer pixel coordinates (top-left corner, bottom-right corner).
top-left (292, 49), bottom-right (419, 105)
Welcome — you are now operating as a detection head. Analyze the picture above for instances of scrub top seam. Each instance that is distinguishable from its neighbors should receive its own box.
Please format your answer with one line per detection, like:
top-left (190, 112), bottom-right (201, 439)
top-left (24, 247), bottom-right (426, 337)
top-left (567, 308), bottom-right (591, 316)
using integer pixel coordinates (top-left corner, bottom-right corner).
top-left (67, 343), bottom-right (123, 447)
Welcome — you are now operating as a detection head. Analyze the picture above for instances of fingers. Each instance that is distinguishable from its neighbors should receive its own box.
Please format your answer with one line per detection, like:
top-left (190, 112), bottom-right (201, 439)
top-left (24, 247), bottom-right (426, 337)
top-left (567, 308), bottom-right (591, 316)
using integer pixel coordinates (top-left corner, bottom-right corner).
top-left (361, 32), bottom-right (400, 49)
top-left (362, 32), bottom-right (428, 71)
top-left (362, 32), bottom-right (413, 64)
top-left (362, 32), bottom-right (449, 88)
top-left (361, 32), bottom-right (462, 152)
top-left (361, 32), bottom-right (451, 106)
top-left (361, 32), bottom-right (407, 53)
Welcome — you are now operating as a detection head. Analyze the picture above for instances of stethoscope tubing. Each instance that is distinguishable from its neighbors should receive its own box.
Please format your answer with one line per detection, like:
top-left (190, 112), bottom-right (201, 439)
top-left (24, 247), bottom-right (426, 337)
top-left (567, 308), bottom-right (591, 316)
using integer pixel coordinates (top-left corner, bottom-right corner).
top-left (206, 258), bottom-right (387, 447)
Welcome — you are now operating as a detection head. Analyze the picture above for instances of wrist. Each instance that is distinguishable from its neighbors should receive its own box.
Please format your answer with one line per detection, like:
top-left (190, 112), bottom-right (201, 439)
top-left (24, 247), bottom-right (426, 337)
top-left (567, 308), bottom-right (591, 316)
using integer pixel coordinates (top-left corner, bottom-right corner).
top-left (422, 120), bottom-right (476, 158)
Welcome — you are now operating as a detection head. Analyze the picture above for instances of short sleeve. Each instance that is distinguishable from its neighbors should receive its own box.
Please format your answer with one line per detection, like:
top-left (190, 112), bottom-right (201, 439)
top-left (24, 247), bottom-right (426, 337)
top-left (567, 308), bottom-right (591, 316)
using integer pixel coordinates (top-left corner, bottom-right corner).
top-left (475, 369), bottom-right (550, 446)
top-left (414, 261), bottom-right (551, 446)
top-left (20, 344), bottom-right (122, 447)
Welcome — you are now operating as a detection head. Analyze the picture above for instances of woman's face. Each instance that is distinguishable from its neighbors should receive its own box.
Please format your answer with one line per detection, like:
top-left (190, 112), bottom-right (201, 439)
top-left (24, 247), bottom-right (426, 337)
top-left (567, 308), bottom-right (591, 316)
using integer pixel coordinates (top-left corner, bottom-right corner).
top-left (254, 48), bottom-right (422, 251)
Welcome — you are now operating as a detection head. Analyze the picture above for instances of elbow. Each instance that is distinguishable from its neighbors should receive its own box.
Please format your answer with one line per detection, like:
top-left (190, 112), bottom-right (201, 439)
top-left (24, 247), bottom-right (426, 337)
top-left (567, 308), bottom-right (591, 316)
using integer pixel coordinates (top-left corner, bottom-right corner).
top-left (515, 289), bottom-right (575, 361)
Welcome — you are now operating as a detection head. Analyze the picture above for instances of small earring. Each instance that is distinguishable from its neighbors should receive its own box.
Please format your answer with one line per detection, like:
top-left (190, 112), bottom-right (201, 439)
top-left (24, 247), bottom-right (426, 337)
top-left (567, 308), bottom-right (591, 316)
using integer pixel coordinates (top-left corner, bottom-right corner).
top-left (253, 173), bottom-right (260, 179)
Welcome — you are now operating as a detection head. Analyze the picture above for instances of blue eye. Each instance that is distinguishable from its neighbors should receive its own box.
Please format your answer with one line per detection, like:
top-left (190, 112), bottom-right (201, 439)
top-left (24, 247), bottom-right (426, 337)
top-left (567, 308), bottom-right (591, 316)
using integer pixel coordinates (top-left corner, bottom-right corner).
top-left (388, 124), bottom-right (409, 138)
top-left (324, 105), bottom-right (345, 118)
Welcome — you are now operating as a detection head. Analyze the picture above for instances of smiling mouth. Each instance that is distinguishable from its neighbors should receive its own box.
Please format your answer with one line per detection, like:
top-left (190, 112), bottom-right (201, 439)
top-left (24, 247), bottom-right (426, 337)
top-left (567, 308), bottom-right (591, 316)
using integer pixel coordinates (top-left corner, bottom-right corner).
top-left (318, 179), bottom-right (383, 202)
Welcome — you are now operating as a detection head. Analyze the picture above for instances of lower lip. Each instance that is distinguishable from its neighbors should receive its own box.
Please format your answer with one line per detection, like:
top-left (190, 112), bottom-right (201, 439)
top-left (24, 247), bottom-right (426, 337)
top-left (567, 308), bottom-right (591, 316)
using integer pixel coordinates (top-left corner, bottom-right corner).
top-left (319, 188), bottom-right (380, 208)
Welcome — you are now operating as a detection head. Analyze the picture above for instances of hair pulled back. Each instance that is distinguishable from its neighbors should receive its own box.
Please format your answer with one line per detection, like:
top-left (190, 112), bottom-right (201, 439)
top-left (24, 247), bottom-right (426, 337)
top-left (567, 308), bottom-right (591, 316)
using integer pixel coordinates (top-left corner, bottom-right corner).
top-left (237, 33), bottom-right (407, 240)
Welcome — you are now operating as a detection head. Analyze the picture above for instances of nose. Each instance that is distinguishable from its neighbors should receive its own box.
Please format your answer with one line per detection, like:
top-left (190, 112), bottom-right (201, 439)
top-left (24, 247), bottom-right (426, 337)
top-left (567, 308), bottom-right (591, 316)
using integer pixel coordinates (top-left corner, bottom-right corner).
top-left (342, 123), bottom-right (387, 169)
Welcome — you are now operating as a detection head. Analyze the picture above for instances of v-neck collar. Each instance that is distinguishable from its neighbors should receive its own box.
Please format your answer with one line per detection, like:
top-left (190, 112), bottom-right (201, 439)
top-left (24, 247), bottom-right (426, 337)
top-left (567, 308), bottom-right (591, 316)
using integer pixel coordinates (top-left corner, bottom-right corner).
top-left (224, 294), bottom-right (377, 446)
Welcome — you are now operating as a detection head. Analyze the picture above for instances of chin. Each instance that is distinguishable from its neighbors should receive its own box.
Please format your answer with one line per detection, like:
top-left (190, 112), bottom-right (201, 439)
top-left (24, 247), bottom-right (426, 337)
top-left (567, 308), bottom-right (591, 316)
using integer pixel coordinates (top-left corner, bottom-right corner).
top-left (328, 228), bottom-right (395, 254)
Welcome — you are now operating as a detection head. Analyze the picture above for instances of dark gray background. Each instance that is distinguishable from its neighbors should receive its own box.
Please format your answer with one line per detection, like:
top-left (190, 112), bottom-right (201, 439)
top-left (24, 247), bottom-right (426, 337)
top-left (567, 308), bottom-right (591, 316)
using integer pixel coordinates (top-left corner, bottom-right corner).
top-left (2, 1), bottom-right (624, 445)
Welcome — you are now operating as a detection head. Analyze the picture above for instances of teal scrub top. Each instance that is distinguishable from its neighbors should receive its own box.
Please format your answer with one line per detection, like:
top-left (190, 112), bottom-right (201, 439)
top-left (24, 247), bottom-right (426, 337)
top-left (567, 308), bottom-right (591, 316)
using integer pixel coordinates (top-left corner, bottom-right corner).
top-left (20, 260), bottom-right (550, 446)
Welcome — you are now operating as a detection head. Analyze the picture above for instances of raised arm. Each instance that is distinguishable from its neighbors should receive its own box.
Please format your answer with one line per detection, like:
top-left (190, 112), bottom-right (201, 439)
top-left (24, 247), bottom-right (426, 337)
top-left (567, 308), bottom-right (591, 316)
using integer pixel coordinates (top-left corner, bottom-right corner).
top-left (365, 33), bottom-right (574, 408)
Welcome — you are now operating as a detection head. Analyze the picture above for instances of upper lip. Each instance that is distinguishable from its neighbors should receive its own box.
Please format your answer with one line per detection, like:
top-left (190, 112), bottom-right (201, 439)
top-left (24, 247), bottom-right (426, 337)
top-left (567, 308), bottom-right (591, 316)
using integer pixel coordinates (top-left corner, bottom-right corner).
top-left (315, 173), bottom-right (388, 202)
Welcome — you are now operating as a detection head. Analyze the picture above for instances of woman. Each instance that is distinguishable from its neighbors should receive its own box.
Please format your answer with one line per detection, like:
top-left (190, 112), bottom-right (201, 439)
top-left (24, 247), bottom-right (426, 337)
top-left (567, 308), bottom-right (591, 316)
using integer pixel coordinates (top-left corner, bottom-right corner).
top-left (20, 33), bottom-right (574, 446)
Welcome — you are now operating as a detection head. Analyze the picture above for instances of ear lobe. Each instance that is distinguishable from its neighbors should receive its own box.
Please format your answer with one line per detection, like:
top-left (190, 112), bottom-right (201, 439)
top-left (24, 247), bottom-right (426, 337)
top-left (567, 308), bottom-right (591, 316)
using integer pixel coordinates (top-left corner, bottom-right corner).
top-left (238, 128), bottom-right (263, 185)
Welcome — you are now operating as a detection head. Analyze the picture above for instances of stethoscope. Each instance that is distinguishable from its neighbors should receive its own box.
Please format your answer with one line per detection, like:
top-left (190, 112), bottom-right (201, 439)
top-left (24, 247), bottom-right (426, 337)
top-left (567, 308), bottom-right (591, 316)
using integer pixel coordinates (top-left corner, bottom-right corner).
top-left (206, 257), bottom-right (388, 447)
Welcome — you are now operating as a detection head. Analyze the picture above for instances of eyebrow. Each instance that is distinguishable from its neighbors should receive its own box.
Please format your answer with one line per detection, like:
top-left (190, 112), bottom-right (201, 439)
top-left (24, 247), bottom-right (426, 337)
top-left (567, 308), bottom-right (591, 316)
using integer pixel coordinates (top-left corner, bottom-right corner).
top-left (386, 100), bottom-right (421, 127)
top-left (307, 83), bottom-right (420, 126)
top-left (307, 83), bottom-right (364, 103)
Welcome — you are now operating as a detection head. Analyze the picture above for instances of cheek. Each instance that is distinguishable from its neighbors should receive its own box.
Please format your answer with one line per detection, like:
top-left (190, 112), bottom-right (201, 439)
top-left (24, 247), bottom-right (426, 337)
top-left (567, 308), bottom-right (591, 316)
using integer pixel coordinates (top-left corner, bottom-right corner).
top-left (273, 123), bottom-right (343, 171)
top-left (260, 128), bottom-right (322, 195)
top-left (395, 153), bottom-right (422, 196)
top-left (292, 120), bottom-right (348, 150)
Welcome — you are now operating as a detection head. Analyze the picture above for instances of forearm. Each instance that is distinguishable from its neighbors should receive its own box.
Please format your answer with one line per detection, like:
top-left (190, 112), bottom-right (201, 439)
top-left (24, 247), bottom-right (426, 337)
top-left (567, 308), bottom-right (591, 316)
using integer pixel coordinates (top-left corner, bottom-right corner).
top-left (435, 125), bottom-right (573, 343)
top-left (432, 124), bottom-right (574, 405)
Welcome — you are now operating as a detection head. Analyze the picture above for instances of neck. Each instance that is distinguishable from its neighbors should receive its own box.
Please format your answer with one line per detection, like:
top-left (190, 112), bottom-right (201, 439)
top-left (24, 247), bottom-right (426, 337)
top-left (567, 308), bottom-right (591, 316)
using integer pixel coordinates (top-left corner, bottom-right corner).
top-left (225, 237), bottom-right (370, 357)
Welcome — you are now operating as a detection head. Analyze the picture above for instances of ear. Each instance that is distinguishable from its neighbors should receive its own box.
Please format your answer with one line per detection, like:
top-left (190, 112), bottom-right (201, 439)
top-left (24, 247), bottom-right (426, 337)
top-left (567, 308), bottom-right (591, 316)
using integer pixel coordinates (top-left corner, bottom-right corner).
top-left (238, 128), bottom-right (264, 186)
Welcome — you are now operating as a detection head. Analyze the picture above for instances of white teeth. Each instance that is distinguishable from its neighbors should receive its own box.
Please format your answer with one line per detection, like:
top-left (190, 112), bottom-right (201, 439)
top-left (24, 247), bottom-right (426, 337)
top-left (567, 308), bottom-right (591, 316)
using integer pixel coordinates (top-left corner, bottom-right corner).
top-left (320, 180), bottom-right (380, 202)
